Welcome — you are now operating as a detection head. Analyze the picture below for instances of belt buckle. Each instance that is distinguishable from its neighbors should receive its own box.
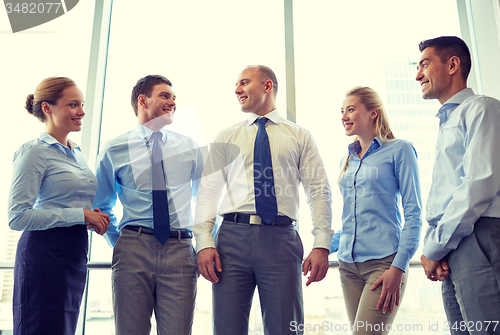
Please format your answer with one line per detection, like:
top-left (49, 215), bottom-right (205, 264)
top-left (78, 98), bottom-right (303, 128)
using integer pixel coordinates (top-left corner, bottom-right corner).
top-left (249, 215), bottom-right (262, 225)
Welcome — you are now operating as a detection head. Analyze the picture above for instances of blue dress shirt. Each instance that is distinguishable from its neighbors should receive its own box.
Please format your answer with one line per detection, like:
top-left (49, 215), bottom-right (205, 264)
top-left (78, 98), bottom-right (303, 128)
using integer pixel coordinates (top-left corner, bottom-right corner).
top-left (94, 124), bottom-right (204, 246)
top-left (8, 132), bottom-right (97, 231)
top-left (424, 88), bottom-right (500, 261)
top-left (337, 137), bottom-right (422, 271)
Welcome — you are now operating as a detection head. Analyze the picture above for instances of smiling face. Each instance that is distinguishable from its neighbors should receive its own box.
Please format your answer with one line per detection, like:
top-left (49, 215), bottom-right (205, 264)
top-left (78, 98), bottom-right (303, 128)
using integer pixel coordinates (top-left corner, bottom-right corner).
top-left (139, 83), bottom-right (176, 128)
top-left (416, 46), bottom-right (453, 104)
top-left (235, 67), bottom-right (270, 116)
top-left (341, 95), bottom-right (377, 138)
top-left (44, 85), bottom-right (85, 136)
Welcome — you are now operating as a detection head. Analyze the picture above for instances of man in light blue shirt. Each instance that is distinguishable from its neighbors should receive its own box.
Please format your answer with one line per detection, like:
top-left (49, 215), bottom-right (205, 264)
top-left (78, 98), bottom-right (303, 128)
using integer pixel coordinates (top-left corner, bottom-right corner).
top-left (417, 36), bottom-right (500, 334)
top-left (94, 75), bottom-right (203, 335)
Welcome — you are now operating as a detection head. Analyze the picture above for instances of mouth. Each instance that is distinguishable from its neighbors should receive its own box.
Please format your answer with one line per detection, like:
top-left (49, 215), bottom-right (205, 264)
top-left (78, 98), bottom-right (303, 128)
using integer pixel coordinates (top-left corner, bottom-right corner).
top-left (72, 118), bottom-right (83, 125)
top-left (343, 122), bottom-right (353, 130)
top-left (420, 80), bottom-right (429, 90)
top-left (238, 96), bottom-right (247, 104)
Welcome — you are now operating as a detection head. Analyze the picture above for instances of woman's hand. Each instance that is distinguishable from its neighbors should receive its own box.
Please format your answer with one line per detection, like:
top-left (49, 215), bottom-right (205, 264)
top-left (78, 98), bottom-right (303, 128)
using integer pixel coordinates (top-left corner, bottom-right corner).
top-left (370, 266), bottom-right (404, 314)
top-left (84, 208), bottom-right (110, 235)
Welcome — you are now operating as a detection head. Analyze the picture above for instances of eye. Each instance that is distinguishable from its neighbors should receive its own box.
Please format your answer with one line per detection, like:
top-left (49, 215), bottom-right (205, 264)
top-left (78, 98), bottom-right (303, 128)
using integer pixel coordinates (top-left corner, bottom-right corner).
top-left (348, 108), bottom-right (354, 112)
top-left (69, 103), bottom-right (77, 108)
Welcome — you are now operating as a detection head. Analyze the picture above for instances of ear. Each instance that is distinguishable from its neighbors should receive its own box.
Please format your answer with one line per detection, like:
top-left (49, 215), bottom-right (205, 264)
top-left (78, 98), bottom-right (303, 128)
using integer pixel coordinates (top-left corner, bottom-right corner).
top-left (448, 56), bottom-right (461, 76)
top-left (263, 80), bottom-right (273, 94)
top-left (138, 94), bottom-right (147, 109)
top-left (41, 102), bottom-right (52, 115)
top-left (370, 109), bottom-right (379, 120)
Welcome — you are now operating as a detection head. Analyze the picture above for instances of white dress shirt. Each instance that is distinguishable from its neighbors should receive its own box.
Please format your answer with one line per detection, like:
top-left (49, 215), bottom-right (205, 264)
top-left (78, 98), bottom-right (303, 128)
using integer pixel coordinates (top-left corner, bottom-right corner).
top-left (194, 109), bottom-right (333, 252)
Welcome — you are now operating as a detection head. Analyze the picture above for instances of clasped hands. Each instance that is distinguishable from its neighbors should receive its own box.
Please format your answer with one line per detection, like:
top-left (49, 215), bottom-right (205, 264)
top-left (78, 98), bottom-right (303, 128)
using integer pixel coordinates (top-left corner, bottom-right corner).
top-left (420, 254), bottom-right (449, 281)
top-left (84, 208), bottom-right (110, 236)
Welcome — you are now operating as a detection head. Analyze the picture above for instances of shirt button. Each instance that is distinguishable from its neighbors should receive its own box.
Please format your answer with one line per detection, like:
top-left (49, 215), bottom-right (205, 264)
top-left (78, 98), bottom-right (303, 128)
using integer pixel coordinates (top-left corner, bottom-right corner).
top-left (352, 219), bottom-right (355, 221)
top-left (352, 235), bottom-right (355, 238)
top-left (352, 202), bottom-right (354, 205)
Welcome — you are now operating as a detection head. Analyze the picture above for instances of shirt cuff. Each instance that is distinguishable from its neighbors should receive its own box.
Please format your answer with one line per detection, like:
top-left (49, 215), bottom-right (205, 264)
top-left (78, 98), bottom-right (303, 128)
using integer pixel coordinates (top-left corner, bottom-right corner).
top-left (422, 241), bottom-right (453, 262)
top-left (313, 228), bottom-right (335, 252)
top-left (66, 208), bottom-right (85, 227)
top-left (392, 252), bottom-right (410, 272)
top-left (195, 233), bottom-right (216, 253)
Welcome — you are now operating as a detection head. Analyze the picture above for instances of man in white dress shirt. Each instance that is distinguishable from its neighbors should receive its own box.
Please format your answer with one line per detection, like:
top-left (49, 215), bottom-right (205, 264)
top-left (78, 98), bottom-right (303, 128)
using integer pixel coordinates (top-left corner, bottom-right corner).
top-left (194, 65), bottom-right (333, 335)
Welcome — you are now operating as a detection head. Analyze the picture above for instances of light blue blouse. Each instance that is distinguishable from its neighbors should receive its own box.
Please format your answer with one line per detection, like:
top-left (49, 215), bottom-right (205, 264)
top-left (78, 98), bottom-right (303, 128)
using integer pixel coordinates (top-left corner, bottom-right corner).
top-left (8, 132), bottom-right (97, 231)
top-left (336, 137), bottom-right (422, 271)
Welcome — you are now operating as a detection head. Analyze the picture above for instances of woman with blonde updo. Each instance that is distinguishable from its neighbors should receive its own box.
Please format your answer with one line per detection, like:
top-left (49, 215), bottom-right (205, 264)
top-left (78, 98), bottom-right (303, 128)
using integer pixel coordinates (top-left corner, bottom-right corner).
top-left (332, 87), bottom-right (422, 335)
top-left (8, 77), bottom-right (110, 334)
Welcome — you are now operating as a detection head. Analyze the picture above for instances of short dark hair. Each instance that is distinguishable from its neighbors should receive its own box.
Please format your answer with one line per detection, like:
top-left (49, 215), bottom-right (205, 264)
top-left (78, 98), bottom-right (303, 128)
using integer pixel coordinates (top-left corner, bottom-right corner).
top-left (247, 65), bottom-right (278, 96)
top-left (418, 36), bottom-right (471, 81)
top-left (131, 75), bottom-right (172, 116)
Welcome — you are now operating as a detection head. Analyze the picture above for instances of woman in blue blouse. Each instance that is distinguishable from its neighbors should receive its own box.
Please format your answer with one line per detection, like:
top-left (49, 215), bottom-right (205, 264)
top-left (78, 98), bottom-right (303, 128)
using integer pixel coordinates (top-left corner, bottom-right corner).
top-left (335, 87), bottom-right (422, 334)
top-left (8, 77), bottom-right (110, 335)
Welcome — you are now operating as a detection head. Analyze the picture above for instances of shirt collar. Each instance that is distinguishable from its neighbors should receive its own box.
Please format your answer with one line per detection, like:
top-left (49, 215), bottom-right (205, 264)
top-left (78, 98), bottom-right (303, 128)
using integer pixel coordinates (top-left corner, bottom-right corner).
top-left (436, 88), bottom-right (475, 121)
top-left (444, 87), bottom-right (475, 105)
top-left (134, 123), bottom-right (168, 143)
top-left (347, 136), bottom-right (383, 156)
top-left (244, 109), bottom-right (281, 126)
top-left (39, 132), bottom-right (81, 151)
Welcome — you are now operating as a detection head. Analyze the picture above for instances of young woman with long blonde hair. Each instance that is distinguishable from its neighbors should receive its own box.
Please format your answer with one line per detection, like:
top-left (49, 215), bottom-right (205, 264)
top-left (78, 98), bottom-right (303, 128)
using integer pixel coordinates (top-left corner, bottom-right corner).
top-left (334, 86), bottom-right (422, 335)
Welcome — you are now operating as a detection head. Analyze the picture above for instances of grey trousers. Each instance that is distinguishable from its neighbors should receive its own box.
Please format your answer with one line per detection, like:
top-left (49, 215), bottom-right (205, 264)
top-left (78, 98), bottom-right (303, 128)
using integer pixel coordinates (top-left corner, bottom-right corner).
top-left (213, 221), bottom-right (304, 335)
top-left (338, 254), bottom-right (408, 335)
top-left (112, 228), bottom-right (198, 335)
top-left (442, 217), bottom-right (500, 335)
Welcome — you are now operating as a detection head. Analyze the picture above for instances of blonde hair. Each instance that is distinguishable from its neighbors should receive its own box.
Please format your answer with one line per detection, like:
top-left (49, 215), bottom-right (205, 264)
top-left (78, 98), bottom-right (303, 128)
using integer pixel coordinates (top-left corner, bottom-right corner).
top-left (338, 87), bottom-right (395, 181)
top-left (25, 77), bottom-right (76, 122)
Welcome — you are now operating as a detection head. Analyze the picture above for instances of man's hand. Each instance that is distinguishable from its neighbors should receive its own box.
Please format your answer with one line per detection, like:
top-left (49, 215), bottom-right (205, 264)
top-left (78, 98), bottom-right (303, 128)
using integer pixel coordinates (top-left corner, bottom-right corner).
top-left (420, 254), bottom-right (449, 281)
top-left (197, 247), bottom-right (222, 283)
top-left (302, 248), bottom-right (329, 286)
top-left (434, 259), bottom-right (450, 281)
top-left (370, 266), bottom-right (404, 314)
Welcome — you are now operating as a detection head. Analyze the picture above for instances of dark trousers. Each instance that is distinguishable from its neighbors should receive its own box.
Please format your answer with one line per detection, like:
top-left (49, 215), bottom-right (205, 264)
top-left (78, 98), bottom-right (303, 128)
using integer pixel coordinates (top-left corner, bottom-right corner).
top-left (213, 221), bottom-right (304, 335)
top-left (443, 217), bottom-right (500, 335)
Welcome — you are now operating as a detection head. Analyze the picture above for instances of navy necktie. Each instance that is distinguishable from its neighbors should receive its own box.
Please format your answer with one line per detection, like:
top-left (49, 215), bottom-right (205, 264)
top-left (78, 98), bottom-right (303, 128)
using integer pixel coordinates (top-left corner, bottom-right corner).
top-left (151, 131), bottom-right (170, 244)
top-left (254, 117), bottom-right (278, 224)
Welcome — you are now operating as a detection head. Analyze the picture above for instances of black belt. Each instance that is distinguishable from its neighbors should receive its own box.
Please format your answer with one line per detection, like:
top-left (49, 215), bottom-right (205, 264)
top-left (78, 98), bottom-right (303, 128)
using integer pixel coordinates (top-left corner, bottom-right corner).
top-left (123, 225), bottom-right (193, 238)
top-left (223, 213), bottom-right (294, 225)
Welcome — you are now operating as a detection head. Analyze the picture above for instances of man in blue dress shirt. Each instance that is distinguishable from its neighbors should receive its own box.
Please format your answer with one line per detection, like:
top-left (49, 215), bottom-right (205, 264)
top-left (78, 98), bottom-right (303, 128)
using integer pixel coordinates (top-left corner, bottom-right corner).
top-left (417, 36), bottom-right (500, 334)
top-left (94, 75), bottom-right (203, 335)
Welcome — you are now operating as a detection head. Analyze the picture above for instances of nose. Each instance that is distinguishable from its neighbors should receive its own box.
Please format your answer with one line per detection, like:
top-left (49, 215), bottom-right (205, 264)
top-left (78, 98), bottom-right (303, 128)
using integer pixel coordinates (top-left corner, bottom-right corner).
top-left (168, 98), bottom-right (176, 109)
top-left (235, 84), bottom-right (242, 95)
top-left (341, 112), bottom-right (348, 121)
top-left (78, 106), bottom-right (85, 117)
top-left (416, 68), bottom-right (423, 82)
